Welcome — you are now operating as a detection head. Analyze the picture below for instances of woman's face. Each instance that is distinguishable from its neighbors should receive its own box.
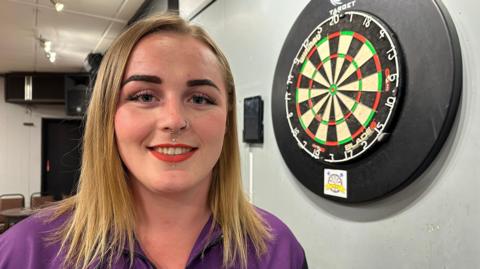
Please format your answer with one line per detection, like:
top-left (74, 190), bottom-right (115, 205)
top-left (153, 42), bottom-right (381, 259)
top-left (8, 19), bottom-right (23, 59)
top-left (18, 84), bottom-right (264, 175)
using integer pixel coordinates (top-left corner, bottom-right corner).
top-left (114, 32), bottom-right (228, 197)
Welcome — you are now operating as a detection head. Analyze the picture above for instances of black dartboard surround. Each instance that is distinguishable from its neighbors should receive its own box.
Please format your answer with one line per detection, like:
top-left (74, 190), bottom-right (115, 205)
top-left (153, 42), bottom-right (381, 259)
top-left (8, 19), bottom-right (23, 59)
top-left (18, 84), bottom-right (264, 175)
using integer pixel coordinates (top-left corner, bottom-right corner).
top-left (272, 0), bottom-right (462, 203)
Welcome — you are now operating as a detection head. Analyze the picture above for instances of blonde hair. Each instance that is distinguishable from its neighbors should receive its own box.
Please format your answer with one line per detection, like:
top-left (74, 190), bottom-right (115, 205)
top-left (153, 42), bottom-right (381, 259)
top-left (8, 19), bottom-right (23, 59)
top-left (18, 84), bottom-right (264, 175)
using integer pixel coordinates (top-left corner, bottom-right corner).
top-left (51, 12), bottom-right (271, 269)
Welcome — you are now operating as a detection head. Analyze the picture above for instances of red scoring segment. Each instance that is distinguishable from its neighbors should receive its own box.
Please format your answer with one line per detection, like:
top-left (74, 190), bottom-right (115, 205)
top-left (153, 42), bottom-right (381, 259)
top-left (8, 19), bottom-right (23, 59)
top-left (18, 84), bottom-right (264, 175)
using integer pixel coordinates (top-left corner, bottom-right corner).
top-left (329, 32), bottom-right (341, 40)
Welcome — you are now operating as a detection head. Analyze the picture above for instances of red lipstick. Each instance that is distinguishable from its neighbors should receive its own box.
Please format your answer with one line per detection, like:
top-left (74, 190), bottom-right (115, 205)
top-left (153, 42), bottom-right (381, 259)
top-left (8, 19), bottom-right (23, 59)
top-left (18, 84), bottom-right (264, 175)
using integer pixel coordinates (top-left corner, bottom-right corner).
top-left (148, 144), bottom-right (196, 163)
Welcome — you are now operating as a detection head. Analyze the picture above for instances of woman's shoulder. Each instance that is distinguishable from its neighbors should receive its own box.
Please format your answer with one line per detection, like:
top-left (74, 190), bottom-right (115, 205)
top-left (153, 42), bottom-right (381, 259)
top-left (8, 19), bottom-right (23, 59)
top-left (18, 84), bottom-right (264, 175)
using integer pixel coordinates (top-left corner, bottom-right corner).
top-left (5, 208), bottom-right (65, 231)
top-left (0, 208), bottom-right (69, 268)
top-left (254, 207), bottom-right (308, 269)
top-left (256, 207), bottom-right (300, 240)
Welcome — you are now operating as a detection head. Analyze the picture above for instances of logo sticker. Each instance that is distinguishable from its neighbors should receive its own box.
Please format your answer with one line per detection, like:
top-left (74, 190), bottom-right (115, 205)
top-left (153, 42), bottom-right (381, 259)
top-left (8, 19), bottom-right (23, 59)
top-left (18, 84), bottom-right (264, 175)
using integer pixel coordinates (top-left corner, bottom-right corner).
top-left (330, 0), bottom-right (343, 6)
top-left (324, 169), bottom-right (347, 198)
top-left (329, 0), bottom-right (357, 15)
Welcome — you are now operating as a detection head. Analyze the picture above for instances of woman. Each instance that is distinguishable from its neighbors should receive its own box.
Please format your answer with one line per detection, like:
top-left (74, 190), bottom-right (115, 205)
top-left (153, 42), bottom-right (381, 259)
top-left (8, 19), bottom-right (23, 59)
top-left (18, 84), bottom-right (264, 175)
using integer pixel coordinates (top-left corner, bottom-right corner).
top-left (0, 13), bottom-right (307, 269)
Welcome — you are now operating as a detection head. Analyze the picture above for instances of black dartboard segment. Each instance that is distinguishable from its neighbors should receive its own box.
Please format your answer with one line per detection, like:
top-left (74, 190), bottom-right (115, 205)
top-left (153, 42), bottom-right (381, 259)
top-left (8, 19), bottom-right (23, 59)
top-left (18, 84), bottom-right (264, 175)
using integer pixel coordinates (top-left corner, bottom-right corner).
top-left (272, 0), bottom-right (462, 203)
top-left (286, 11), bottom-right (402, 163)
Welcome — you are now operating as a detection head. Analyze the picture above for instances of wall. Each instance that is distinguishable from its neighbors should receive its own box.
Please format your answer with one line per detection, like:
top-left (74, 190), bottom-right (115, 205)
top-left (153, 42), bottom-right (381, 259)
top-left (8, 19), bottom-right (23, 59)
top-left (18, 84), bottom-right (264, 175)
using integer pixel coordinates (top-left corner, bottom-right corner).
top-left (0, 77), bottom-right (68, 206)
top-left (185, 0), bottom-right (479, 268)
top-left (0, 0), bottom-right (477, 267)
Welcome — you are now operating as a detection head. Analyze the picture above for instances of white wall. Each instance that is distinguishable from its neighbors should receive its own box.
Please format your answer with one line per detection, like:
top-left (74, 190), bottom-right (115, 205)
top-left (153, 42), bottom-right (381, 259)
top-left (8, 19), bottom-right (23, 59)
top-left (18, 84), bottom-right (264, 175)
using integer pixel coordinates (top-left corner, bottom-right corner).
top-left (0, 77), bottom-right (68, 206)
top-left (186, 0), bottom-right (480, 268)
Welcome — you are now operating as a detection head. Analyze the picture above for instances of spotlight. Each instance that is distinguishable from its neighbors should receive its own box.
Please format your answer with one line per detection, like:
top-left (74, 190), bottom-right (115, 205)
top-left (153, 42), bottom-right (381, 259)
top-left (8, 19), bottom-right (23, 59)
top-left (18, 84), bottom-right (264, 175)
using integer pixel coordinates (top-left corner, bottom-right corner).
top-left (50, 0), bottom-right (64, 12)
top-left (55, 3), bottom-right (64, 12)
top-left (44, 40), bottom-right (52, 52)
top-left (47, 52), bottom-right (56, 63)
top-left (39, 37), bottom-right (57, 63)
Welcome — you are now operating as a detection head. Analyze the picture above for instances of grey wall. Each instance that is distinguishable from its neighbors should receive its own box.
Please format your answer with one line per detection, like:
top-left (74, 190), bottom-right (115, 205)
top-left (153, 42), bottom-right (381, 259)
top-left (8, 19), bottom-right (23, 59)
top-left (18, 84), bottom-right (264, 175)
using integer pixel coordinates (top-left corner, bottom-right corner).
top-left (184, 0), bottom-right (480, 268)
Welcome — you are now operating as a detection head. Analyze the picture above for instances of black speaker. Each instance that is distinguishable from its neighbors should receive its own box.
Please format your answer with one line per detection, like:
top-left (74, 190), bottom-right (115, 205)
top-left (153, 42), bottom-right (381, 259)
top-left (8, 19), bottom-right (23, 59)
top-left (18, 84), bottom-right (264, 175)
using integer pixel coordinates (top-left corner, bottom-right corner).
top-left (83, 53), bottom-right (103, 73)
top-left (243, 96), bottom-right (264, 144)
top-left (65, 75), bottom-right (91, 116)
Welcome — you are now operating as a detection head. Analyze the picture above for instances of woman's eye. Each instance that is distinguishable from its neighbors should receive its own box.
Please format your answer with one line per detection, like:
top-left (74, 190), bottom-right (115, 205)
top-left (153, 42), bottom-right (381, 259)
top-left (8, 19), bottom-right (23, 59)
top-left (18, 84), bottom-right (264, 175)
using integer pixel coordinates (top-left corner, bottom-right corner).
top-left (191, 94), bottom-right (215, 105)
top-left (128, 92), bottom-right (156, 103)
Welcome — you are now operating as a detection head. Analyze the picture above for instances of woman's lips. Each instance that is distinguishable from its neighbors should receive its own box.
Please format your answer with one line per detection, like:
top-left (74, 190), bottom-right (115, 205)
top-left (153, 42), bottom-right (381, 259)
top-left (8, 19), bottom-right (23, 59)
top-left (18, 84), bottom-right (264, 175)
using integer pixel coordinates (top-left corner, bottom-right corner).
top-left (148, 144), bottom-right (197, 163)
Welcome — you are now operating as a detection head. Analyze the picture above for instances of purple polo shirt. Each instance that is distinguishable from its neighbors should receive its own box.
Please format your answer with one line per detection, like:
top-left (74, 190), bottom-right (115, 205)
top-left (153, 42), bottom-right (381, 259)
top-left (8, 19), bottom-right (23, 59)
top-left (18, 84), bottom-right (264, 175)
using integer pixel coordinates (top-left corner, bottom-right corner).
top-left (0, 208), bottom-right (307, 268)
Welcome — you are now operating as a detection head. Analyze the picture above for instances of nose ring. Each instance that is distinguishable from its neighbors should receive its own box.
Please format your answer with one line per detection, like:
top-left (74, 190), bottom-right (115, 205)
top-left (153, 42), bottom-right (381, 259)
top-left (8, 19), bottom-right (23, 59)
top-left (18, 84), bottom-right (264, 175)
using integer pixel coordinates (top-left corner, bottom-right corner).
top-left (170, 119), bottom-right (189, 142)
top-left (169, 119), bottom-right (189, 133)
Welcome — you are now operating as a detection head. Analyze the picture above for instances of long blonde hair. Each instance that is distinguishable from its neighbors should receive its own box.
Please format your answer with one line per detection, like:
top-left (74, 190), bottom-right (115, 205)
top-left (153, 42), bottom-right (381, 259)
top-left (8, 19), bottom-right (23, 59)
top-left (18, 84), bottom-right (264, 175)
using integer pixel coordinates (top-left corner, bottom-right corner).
top-left (51, 13), bottom-right (271, 269)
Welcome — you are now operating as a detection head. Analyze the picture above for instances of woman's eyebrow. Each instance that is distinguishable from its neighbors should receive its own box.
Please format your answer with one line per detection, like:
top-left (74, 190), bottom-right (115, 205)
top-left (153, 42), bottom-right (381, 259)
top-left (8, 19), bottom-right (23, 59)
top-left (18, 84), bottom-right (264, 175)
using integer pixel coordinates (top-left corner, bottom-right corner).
top-left (122, 74), bottom-right (162, 86)
top-left (187, 79), bottom-right (220, 91)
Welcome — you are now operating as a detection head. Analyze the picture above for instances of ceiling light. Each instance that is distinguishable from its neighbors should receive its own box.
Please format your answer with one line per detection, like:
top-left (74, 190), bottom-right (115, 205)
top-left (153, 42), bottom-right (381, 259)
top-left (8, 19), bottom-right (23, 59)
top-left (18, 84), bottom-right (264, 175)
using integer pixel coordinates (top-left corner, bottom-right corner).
top-left (44, 41), bottom-right (52, 52)
top-left (50, 0), bottom-right (64, 12)
top-left (39, 38), bottom-right (53, 53)
top-left (55, 3), bottom-right (64, 12)
top-left (39, 37), bottom-right (57, 63)
top-left (47, 52), bottom-right (56, 63)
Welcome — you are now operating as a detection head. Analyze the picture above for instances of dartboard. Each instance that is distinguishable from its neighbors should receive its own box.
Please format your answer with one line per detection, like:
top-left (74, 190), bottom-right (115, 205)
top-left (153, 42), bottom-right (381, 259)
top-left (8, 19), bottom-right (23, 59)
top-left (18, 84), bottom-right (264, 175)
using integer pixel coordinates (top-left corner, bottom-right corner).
top-left (286, 11), bottom-right (402, 163)
top-left (272, 0), bottom-right (462, 203)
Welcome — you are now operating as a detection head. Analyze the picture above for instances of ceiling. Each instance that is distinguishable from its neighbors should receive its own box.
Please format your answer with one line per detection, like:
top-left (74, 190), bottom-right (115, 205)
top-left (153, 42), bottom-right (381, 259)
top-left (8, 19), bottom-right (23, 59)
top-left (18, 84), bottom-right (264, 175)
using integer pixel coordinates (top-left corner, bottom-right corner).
top-left (0, 0), bottom-right (146, 74)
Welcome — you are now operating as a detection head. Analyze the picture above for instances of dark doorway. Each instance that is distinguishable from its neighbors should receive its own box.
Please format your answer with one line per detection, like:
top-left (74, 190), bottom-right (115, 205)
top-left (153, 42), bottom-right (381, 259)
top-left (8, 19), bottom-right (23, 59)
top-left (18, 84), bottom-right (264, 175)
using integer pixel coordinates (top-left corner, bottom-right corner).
top-left (41, 118), bottom-right (83, 201)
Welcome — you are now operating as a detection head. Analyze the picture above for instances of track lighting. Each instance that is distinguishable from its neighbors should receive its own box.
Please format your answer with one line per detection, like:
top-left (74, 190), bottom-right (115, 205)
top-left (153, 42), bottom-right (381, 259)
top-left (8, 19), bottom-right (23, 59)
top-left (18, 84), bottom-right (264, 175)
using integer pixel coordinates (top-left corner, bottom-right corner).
top-left (47, 52), bottom-right (56, 63)
top-left (39, 37), bottom-right (57, 63)
top-left (50, 0), bottom-right (64, 12)
top-left (44, 40), bottom-right (52, 52)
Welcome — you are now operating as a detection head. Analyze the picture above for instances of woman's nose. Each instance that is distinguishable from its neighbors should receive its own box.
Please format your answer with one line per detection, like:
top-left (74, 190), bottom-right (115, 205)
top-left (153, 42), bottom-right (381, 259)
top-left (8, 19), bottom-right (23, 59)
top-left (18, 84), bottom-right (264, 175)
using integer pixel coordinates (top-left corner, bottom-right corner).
top-left (159, 99), bottom-right (189, 134)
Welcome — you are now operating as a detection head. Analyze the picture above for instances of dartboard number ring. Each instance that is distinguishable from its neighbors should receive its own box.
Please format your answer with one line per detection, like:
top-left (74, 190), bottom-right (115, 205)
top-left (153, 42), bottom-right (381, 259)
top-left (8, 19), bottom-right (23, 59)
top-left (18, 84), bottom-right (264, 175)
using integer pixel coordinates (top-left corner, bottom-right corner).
top-left (285, 11), bottom-right (403, 163)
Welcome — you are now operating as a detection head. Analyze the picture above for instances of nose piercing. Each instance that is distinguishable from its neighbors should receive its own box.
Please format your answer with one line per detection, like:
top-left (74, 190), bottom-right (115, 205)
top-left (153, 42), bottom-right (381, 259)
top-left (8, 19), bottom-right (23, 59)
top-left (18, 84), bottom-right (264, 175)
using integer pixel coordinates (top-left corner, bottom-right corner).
top-left (170, 119), bottom-right (189, 143)
top-left (169, 120), bottom-right (189, 133)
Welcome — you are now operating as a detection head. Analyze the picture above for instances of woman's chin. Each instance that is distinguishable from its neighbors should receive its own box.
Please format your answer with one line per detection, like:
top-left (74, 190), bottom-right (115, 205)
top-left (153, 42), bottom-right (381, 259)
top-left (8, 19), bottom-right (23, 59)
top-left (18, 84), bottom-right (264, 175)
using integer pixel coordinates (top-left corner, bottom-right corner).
top-left (144, 176), bottom-right (209, 197)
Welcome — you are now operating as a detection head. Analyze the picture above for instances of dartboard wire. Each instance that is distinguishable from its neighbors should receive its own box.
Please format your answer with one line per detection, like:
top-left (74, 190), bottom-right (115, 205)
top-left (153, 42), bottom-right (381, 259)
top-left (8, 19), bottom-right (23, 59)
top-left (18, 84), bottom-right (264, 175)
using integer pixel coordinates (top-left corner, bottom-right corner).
top-left (324, 53), bottom-right (366, 124)
top-left (321, 94), bottom-right (333, 124)
top-left (316, 37), bottom-right (334, 84)
top-left (284, 11), bottom-right (404, 165)
top-left (336, 91), bottom-right (376, 133)
top-left (300, 59), bottom-right (331, 88)
top-left (334, 32), bottom-right (354, 84)
top-left (284, 15), bottom-right (334, 156)
top-left (299, 36), bottom-right (375, 146)
top-left (298, 93), bottom-right (331, 129)
top-left (328, 31), bottom-right (383, 135)
top-left (296, 70), bottom-right (331, 130)
top-left (346, 11), bottom-right (401, 89)
top-left (312, 95), bottom-right (332, 144)
top-left (333, 51), bottom-right (383, 123)
top-left (313, 32), bottom-right (352, 88)
top-left (337, 72), bottom-right (382, 92)
top-left (296, 88), bottom-right (330, 103)
top-left (284, 12), bottom-right (400, 159)
top-left (333, 95), bottom-right (353, 144)
top-left (336, 34), bottom-right (377, 86)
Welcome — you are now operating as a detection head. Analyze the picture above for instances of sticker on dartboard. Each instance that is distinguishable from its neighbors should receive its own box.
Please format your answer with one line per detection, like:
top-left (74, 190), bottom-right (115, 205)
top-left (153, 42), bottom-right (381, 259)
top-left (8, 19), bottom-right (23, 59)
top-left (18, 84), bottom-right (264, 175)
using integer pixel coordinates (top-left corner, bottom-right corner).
top-left (324, 168), bottom-right (348, 198)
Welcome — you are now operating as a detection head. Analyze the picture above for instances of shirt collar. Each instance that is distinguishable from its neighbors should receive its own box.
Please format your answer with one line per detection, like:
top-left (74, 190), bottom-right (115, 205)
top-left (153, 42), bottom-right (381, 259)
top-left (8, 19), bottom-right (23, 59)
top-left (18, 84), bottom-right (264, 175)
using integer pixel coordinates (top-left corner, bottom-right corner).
top-left (186, 215), bottom-right (223, 265)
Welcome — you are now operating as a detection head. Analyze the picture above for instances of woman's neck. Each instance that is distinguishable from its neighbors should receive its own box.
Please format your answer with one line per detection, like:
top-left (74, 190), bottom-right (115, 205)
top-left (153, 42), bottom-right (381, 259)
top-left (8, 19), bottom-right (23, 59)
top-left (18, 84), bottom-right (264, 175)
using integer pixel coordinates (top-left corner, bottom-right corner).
top-left (131, 179), bottom-right (211, 232)
top-left (131, 181), bottom-right (212, 269)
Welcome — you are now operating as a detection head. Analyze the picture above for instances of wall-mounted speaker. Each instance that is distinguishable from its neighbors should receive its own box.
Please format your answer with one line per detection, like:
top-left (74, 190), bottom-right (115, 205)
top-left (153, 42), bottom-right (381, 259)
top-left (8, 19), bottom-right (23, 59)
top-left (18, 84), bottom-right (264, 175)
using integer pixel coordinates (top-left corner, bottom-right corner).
top-left (243, 95), bottom-right (264, 144)
top-left (65, 74), bottom-right (90, 116)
